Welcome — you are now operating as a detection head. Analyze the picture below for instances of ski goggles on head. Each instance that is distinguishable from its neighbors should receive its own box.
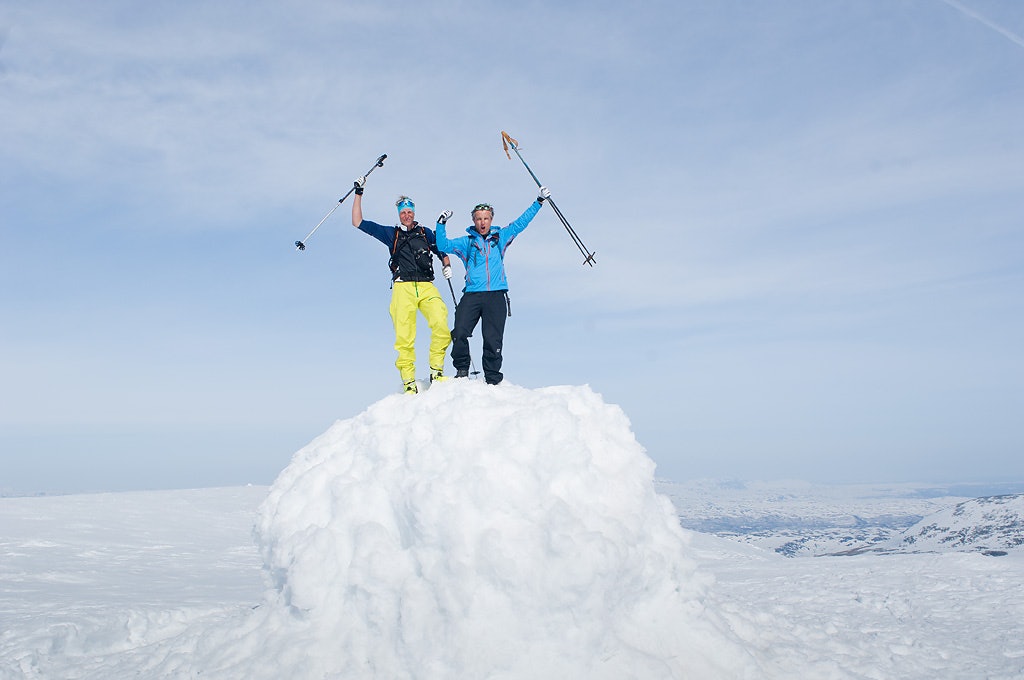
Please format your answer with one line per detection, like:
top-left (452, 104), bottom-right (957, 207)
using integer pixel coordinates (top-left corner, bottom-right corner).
top-left (395, 197), bottom-right (415, 213)
top-left (472, 203), bottom-right (494, 216)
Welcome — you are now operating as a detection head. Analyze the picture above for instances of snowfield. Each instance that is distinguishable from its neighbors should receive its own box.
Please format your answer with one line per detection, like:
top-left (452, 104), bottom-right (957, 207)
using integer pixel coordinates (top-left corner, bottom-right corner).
top-left (2, 383), bottom-right (1023, 679)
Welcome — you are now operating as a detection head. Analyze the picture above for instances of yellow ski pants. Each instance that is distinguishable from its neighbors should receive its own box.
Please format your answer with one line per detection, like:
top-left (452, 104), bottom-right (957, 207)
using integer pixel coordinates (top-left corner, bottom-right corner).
top-left (389, 281), bottom-right (451, 383)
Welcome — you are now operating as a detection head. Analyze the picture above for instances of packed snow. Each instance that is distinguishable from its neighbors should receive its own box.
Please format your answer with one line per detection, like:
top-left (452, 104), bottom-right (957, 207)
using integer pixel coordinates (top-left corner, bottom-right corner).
top-left (2, 382), bottom-right (1023, 679)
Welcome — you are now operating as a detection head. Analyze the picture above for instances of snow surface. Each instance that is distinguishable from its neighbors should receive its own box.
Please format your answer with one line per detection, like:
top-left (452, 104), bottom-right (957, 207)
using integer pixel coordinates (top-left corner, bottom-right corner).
top-left (2, 383), bottom-right (1024, 679)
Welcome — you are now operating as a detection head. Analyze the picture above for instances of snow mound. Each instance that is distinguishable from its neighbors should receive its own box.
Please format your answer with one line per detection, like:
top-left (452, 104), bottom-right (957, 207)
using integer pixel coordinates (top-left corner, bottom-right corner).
top-left (245, 382), bottom-right (756, 679)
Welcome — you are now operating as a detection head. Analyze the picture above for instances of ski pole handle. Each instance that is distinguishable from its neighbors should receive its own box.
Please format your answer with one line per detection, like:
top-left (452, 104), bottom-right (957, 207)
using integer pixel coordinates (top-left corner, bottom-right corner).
top-left (295, 154), bottom-right (387, 251)
top-left (331, 154), bottom-right (387, 210)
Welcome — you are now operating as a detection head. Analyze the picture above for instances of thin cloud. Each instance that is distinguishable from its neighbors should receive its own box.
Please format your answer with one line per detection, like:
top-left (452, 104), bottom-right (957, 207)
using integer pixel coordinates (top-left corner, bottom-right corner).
top-left (0, 25), bottom-right (9, 76)
top-left (939, 0), bottom-right (1024, 49)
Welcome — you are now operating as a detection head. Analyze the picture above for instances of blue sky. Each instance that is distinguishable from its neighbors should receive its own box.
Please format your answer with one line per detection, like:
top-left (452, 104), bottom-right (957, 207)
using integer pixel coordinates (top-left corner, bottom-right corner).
top-left (2, 0), bottom-right (1022, 492)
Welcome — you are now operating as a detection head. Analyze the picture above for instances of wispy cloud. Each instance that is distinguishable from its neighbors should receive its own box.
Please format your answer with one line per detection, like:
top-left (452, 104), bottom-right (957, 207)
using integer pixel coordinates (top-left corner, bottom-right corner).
top-left (3, 1), bottom-right (1023, 490)
top-left (0, 25), bottom-right (9, 76)
top-left (939, 0), bottom-right (1024, 49)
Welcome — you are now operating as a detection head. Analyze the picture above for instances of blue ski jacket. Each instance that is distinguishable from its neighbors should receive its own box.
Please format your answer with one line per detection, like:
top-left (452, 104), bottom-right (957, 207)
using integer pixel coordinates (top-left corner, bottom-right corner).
top-left (436, 200), bottom-right (542, 292)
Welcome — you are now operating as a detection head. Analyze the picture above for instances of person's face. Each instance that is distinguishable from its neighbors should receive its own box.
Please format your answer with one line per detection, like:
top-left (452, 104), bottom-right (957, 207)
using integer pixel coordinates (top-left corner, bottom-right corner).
top-left (399, 209), bottom-right (415, 228)
top-left (472, 210), bottom-right (493, 235)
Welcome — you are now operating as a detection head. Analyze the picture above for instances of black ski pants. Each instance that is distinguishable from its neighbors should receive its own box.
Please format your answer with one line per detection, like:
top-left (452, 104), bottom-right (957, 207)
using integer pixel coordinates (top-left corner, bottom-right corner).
top-left (451, 290), bottom-right (509, 385)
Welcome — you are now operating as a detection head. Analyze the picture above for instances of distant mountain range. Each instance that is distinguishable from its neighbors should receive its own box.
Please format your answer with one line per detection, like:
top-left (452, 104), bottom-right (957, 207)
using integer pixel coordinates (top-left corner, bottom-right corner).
top-left (871, 493), bottom-right (1024, 556)
top-left (655, 479), bottom-right (1024, 558)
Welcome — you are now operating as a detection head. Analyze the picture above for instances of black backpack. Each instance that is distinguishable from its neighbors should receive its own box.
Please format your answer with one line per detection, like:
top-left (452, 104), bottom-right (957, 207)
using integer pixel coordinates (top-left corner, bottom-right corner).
top-left (389, 225), bottom-right (434, 281)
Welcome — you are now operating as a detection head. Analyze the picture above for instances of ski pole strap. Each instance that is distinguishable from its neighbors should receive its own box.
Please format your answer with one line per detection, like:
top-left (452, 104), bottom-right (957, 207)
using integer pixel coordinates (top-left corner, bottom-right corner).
top-left (504, 291), bottom-right (511, 317)
top-left (501, 131), bottom-right (518, 160)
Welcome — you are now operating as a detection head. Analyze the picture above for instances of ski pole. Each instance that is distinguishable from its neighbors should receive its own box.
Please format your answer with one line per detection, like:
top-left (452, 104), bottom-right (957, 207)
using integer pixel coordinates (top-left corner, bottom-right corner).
top-left (500, 131), bottom-right (596, 267)
top-left (444, 276), bottom-right (481, 378)
top-left (294, 154), bottom-right (387, 251)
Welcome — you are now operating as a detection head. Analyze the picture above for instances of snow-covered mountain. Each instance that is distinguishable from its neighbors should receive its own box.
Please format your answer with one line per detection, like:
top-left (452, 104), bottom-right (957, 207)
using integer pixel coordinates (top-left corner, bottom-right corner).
top-left (879, 493), bottom-right (1024, 555)
top-left (657, 479), bottom-right (1024, 557)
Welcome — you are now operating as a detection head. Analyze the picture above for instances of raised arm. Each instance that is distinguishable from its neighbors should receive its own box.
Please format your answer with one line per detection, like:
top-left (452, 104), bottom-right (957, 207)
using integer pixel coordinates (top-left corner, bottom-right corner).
top-left (351, 176), bottom-right (366, 227)
top-left (503, 196), bottom-right (544, 241)
top-left (434, 209), bottom-right (462, 256)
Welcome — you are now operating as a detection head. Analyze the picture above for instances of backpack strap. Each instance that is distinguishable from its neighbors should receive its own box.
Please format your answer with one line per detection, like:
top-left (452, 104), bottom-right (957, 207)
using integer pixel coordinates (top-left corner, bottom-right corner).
top-left (388, 225), bottom-right (432, 279)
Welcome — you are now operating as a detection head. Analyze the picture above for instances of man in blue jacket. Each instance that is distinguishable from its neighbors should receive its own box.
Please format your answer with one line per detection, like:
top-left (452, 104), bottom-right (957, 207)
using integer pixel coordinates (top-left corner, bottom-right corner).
top-left (435, 186), bottom-right (550, 385)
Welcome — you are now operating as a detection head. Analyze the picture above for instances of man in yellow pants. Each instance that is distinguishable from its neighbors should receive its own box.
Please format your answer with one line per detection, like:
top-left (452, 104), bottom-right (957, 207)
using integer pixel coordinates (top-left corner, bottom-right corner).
top-left (352, 178), bottom-right (452, 394)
